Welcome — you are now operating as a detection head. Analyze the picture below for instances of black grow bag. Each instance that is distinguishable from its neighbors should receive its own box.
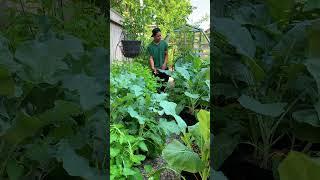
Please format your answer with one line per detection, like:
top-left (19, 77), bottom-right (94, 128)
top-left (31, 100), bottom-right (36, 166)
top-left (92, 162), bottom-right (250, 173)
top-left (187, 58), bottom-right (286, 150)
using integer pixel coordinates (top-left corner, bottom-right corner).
top-left (121, 40), bottom-right (141, 58)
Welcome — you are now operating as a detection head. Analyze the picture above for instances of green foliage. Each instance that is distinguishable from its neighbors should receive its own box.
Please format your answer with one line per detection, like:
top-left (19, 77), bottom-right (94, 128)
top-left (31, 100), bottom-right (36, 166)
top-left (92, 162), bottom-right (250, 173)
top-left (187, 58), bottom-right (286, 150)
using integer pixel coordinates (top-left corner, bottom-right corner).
top-left (111, 0), bottom-right (192, 45)
top-left (0, 1), bottom-right (108, 178)
top-left (162, 110), bottom-right (210, 179)
top-left (166, 53), bottom-right (210, 115)
top-left (212, 0), bottom-right (320, 176)
top-left (278, 151), bottom-right (320, 180)
top-left (110, 124), bottom-right (145, 179)
top-left (1, 1), bottom-right (108, 49)
top-left (110, 61), bottom-right (187, 178)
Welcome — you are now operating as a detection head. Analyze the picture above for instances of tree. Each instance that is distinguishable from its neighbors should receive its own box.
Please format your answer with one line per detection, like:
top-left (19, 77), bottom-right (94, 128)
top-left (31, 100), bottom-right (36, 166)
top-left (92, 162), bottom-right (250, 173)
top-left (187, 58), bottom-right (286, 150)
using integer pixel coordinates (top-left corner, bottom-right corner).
top-left (111, 0), bottom-right (193, 45)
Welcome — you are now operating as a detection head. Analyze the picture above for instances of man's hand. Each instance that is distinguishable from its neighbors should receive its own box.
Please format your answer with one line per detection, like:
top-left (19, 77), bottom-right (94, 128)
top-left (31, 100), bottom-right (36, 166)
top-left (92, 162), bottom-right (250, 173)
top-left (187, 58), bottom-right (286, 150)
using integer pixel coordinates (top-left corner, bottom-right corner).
top-left (153, 68), bottom-right (158, 74)
top-left (161, 64), bottom-right (166, 70)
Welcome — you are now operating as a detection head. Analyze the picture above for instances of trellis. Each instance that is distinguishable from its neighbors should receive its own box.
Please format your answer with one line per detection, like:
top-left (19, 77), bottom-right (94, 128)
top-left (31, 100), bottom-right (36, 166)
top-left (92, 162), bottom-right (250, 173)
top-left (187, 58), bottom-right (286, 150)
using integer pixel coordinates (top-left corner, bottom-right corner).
top-left (171, 24), bottom-right (210, 57)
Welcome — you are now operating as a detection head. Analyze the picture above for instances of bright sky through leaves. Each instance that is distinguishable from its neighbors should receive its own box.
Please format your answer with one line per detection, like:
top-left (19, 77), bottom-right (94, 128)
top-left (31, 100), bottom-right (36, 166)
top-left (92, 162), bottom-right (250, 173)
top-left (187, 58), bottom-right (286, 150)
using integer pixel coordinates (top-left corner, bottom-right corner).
top-left (188, 0), bottom-right (210, 30)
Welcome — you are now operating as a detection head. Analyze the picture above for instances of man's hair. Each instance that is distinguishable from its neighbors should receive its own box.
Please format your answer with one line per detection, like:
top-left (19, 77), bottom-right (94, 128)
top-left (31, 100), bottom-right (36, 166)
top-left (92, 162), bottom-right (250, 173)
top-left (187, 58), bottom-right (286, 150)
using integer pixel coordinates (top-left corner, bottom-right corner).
top-left (151, 27), bottom-right (161, 37)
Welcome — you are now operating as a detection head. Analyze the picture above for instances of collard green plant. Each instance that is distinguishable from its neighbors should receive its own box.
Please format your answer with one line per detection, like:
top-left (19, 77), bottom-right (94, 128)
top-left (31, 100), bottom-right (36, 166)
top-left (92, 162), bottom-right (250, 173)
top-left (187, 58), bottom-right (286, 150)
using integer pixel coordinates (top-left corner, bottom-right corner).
top-left (166, 53), bottom-right (210, 115)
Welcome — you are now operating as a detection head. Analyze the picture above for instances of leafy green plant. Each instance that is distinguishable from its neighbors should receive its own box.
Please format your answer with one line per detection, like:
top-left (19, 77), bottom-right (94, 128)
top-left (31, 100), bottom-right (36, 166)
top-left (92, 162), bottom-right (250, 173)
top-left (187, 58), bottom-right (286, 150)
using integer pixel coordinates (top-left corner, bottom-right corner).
top-left (111, 0), bottom-right (192, 45)
top-left (212, 0), bottom-right (320, 176)
top-left (166, 53), bottom-right (210, 115)
top-left (111, 62), bottom-right (187, 156)
top-left (110, 61), bottom-right (189, 178)
top-left (162, 110), bottom-right (210, 180)
top-left (278, 151), bottom-right (320, 180)
top-left (110, 123), bottom-right (146, 179)
top-left (0, 31), bottom-right (108, 179)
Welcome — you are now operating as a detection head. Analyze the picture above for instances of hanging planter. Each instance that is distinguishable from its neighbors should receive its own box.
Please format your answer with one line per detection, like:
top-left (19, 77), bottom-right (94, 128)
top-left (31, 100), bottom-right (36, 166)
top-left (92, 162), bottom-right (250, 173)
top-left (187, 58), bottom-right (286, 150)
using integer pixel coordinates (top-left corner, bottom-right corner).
top-left (121, 39), bottom-right (141, 58)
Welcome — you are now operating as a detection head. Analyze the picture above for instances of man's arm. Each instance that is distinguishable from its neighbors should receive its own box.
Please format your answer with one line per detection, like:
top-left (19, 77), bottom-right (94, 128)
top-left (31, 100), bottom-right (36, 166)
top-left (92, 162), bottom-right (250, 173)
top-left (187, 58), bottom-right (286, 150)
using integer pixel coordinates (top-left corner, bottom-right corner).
top-left (162, 42), bottom-right (169, 70)
top-left (149, 56), bottom-right (157, 74)
top-left (162, 50), bottom-right (168, 70)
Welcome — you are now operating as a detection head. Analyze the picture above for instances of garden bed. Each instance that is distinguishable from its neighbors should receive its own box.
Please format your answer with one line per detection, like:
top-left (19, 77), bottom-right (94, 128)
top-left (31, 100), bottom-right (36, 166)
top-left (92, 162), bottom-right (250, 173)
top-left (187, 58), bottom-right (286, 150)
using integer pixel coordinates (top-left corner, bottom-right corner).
top-left (110, 54), bottom-right (210, 179)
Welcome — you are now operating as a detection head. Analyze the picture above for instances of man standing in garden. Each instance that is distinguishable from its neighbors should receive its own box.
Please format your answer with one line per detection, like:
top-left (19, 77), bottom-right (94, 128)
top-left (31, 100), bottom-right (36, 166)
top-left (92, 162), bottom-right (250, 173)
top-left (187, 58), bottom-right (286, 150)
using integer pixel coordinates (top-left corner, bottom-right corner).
top-left (147, 27), bottom-right (170, 92)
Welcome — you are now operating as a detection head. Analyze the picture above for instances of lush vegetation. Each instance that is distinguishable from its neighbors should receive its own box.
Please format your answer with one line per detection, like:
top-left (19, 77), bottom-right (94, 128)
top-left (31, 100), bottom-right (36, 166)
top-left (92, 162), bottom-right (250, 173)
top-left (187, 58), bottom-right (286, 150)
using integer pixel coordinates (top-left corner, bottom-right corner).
top-left (111, 0), bottom-right (192, 43)
top-left (0, 1), bottom-right (108, 179)
top-left (212, 0), bottom-right (320, 179)
top-left (110, 53), bottom-right (210, 179)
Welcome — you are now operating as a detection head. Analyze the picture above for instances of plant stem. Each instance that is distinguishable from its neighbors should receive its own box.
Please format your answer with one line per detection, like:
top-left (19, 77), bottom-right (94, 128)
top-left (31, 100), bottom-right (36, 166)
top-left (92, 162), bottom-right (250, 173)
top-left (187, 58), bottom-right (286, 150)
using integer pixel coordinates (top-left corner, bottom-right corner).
top-left (19, 0), bottom-right (34, 36)
top-left (302, 142), bottom-right (312, 153)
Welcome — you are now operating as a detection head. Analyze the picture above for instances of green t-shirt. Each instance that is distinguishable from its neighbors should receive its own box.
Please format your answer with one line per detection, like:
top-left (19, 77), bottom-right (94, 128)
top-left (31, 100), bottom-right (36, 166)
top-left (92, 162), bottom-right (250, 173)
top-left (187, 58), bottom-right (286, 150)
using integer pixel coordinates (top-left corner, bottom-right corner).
top-left (147, 40), bottom-right (168, 69)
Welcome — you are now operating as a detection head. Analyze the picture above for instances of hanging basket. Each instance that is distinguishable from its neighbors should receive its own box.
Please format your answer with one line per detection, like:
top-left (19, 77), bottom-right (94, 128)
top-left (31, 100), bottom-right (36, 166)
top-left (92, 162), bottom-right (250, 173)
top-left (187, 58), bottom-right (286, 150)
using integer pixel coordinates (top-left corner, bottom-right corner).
top-left (121, 40), bottom-right (141, 58)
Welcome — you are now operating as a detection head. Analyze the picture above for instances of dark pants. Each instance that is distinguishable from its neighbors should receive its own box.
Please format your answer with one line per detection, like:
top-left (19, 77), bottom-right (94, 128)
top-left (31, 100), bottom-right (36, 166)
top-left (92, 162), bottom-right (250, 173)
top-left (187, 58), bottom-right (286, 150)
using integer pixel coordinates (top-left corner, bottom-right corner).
top-left (153, 68), bottom-right (170, 92)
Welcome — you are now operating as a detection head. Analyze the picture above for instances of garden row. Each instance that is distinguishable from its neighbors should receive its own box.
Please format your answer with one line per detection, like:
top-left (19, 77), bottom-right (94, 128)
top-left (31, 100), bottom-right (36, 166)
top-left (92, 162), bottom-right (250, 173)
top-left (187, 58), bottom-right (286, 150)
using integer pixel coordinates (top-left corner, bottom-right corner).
top-left (110, 53), bottom-right (211, 180)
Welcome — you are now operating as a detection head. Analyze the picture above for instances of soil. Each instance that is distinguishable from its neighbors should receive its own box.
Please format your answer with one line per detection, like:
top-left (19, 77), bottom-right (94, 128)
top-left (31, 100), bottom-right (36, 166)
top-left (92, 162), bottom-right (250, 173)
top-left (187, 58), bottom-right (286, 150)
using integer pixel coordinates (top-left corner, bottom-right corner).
top-left (179, 108), bottom-right (197, 126)
top-left (139, 134), bottom-right (181, 180)
top-left (180, 171), bottom-right (201, 180)
top-left (219, 144), bottom-right (274, 180)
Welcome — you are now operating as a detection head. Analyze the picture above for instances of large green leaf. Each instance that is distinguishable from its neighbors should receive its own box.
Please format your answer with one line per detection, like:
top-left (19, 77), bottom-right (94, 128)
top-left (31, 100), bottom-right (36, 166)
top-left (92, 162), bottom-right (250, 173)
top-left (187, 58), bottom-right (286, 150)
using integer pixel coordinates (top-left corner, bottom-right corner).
top-left (1, 100), bottom-right (80, 144)
top-left (158, 118), bottom-right (181, 136)
top-left (213, 133), bottom-right (240, 169)
top-left (184, 91), bottom-right (200, 99)
top-left (38, 100), bottom-right (81, 122)
top-left (175, 66), bottom-right (190, 80)
top-left (127, 106), bottom-right (145, 124)
top-left (6, 160), bottom-right (24, 180)
top-left (213, 83), bottom-right (238, 98)
top-left (278, 151), bottom-right (320, 180)
top-left (266, 0), bottom-right (295, 20)
top-left (273, 21), bottom-right (311, 58)
top-left (55, 141), bottom-right (107, 180)
top-left (25, 142), bottom-right (52, 163)
top-left (14, 38), bottom-right (68, 84)
top-left (243, 56), bottom-right (266, 82)
top-left (222, 59), bottom-right (254, 85)
top-left (1, 112), bottom-right (45, 144)
top-left (0, 36), bottom-right (21, 73)
top-left (304, 0), bottom-right (320, 11)
top-left (87, 47), bottom-right (108, 85)
top-left (62, 74), bottom-right (104, 110)
top-left (238, 94), bottom-right (287, 117)
top-left (0, 66), bottom-right (14, 96)
top-left (211, 168), bottom-right (228, 180)
top-left (233, 4), bottom-right (271, 25)
top-left (213, 17), bottom-right (256, 58)
top-left (292, 109), bottom-right (320, 127)
top-left (305, 58), bottom-right (320, 94)
top-left (197, 110), bottom-right (210, 141)
top-left (162, 140), bottom-right (204, 173)
top-left (292, 120), bottom-right (320, 143)
top-left (159, 101), bottom-right (187, 132)
top-left (308, 19), bottom-right (320, 58)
